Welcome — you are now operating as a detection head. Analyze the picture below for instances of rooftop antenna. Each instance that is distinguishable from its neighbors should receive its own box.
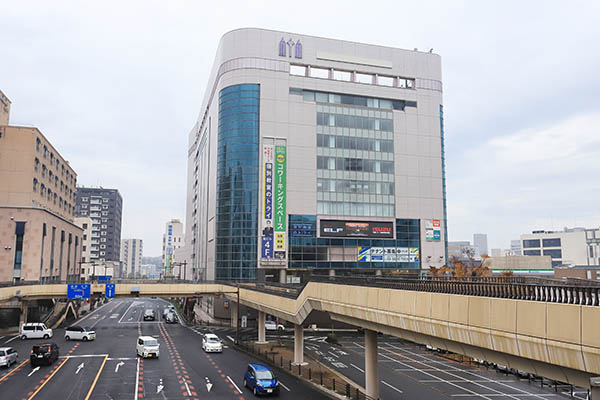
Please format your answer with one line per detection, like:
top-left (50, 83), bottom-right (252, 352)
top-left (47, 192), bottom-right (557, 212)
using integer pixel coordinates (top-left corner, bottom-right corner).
top-left (429, 48), bottom-right (433, 53)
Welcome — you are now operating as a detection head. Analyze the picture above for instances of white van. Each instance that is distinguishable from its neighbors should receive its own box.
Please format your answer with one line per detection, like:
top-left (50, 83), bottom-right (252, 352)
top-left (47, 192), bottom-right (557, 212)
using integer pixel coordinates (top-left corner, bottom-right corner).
top-left (136, 336), bottom-right (160, 359)
top-left (20, 323), bottom-right (53, 340)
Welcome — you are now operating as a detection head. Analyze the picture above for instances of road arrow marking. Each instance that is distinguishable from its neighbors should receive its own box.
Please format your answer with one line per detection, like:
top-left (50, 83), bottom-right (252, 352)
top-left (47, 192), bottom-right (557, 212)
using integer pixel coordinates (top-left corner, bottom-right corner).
top-left (28, 366), bottom-right (40, 376)
top-left (115, 361), bottom-right (124, 373)
top-left (205, 377), bottom-right (213, 392)
top-left (157, 378), bottom-right (164, 394)
top-left (76, 362), bottom-right (84, 374)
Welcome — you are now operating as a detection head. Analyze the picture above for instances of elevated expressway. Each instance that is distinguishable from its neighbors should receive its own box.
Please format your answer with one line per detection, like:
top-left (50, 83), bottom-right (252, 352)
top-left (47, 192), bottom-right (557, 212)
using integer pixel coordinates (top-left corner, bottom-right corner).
top-left (2, 276), bottom-right (600, 397)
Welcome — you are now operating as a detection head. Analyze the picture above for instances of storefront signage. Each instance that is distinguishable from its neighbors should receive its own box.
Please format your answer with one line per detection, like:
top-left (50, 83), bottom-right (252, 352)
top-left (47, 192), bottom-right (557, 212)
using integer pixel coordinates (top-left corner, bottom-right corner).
top-left (261, 145), bottom-right (275, 258)
top-left (425, 219), bottom-right (441, 241)
top-left (320, 220), bottom-right (393, 238)
top-left (356, 247), bottom-right (419, 263)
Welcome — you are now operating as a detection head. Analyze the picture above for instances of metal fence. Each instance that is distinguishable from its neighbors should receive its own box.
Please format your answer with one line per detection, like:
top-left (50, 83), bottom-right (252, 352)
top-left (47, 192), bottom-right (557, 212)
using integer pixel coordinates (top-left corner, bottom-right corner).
top-left (237, 340), bottom-right (376, 400)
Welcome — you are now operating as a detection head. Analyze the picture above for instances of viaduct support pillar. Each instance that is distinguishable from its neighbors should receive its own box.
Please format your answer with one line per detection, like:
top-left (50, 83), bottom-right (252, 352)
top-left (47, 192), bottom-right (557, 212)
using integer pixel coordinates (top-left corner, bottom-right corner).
top-left (329, 269), bottom-right (336, 278)
top-left (293, 324), bottom-right (306, 365)
top-left (279, 269), bottom-right (287, 284)
top-left (257, 311), bottom-right (266, 343)
top-left (230, 301), bottom-right (238, 328)
top-left (365, 329), bottom-right (380, 399)
top-left (19, 300), bottom-right (29, 327)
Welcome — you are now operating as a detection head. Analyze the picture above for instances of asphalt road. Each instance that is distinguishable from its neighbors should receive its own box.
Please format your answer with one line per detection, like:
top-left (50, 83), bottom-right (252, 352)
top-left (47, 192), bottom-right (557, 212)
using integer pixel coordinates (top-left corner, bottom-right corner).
top-left (0, 298), bottom-right (326, 400)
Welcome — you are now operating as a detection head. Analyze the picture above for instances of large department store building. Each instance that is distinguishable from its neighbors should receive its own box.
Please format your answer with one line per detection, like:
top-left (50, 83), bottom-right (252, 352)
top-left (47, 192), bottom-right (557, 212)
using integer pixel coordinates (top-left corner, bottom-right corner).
top-left (185, 28), bottom-right (447, 282)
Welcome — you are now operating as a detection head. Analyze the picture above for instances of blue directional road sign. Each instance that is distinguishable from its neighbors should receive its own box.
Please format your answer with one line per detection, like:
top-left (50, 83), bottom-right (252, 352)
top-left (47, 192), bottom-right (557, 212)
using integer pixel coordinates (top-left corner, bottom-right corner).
top-left (67, 284), bottom-right (91, 299)
top-left (105, 283), bottom-right (115, 298)
top-left (97, 275), bottom-right (111, 283)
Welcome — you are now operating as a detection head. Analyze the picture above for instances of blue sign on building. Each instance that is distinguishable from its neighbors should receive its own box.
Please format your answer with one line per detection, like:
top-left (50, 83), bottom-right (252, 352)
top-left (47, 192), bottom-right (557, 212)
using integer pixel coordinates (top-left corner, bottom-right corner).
top-left (97, 275), bottom-right (111, 282)
top-left (67, 284), bottom-right (91, 299)
top-left (105, 284), bottom-right (115, 298)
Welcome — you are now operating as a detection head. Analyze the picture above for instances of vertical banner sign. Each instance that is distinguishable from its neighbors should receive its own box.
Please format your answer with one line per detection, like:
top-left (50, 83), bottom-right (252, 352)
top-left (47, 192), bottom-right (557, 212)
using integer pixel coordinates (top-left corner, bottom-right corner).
top-left (261, 145), bottom-right (274, 258)
top-left (426, 219), bottom-right (441, 241)
top-left (274, 145), bottom-right (287, 259)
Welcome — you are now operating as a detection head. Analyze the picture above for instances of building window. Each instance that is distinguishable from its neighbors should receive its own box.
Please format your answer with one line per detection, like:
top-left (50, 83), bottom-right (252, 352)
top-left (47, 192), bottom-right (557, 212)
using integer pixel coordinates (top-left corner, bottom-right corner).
top-left (42, 164), bottom-right (47, 178)
top-left (36, 138), bottom-right (41, 152)
top-left (34, 157), bottom-right (40, 172)
top-left (13, 222), bottom-right (26, 273)
top-left (522, 239), bottom-right (540, 248)
top-left (295, 88), bottom-right (415, 110)
top-left (332, 70), bottom-right (352, 81)
top-left (290, 65), bottom-right (306, 76)
top-left (355, 73), bottom-right (373, 84)
top-left (377, 75), bottom-right (394, 87)
top-left (82, 197), bottom-right (88, 202)
top-left (102, 198), bottom-right (108, 203)
top-left (542, 238), bottom-right (561, 247)
top-left (523, 249), bottom-right (541, 256)
top-left (543, 249), bottom-right (562, 259)
top-left (33, 178), bottom-right (38, 192)
top-left (310, 67), bottom-right (329, 79)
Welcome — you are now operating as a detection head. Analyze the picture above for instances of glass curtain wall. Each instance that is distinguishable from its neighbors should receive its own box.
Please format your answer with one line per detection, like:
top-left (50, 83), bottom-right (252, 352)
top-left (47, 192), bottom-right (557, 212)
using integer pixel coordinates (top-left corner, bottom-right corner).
top-left (216, 84), bottom-right (260, 280)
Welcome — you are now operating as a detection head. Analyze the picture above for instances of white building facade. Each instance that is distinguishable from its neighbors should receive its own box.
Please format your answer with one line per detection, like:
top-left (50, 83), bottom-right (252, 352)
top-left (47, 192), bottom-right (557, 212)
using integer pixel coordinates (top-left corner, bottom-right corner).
top-left (185, 28), bottom-right (447, 281)
top-left (521, 227), bottom-right (600, 267)
top-left (120, 238), bottom-right (143, 278)
top-left (162, 219), bottom-right (184, 276)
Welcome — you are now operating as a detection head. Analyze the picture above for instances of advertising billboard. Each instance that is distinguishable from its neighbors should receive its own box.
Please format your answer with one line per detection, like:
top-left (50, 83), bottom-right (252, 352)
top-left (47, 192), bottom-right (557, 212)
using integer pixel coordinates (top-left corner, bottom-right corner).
top-left (356, 247), bottom-right (416, 263)
top-left (274, 145), bottom-right (287, 259)
top-left (425, 219), bottom-right (441, 241)
top-left (261, 144), bottom-right (274, 258)
top-left (320, 220), bottom-right (393, 238)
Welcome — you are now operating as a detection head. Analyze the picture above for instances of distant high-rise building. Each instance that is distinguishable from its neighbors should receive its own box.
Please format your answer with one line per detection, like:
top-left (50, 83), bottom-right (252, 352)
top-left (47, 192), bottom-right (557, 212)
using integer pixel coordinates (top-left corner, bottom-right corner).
top-left (121, 239), bottom-right (143, 278)
top-left (0, 89), bottom-right (83, 283)
top-left (510, 239), bottom-right (522, 256)
top-left (162, 219), bottom-right (184, 276)
top-left (74, 187), bottom-right (123, 262)
top-left (473, 233), bottom-right (488, 257)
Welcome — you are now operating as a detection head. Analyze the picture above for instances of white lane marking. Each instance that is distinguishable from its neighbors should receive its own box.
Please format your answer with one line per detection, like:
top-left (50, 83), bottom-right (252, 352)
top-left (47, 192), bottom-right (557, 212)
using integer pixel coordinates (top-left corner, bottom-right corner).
top-left (157, 378), bottom-right (164, 394)
top-left (75, 362), bottom-right (84, 374)
top-left (108, 357), bottom-right (135, 361)
top-left (205, 376), bottom-right (213, 392)
top-left (134, 356), bottom-right (140, 400)
top-left (226, 335), bottom-right (235, 342)
top-left (279, 381), bottom-right (291, 391)
top-left (115, 361), bottom-right (124, 373)
top-left (28, 366), bottom-right (40, 376)
top-left (327, 351), bottom-right (339, 358)
top-left (352, 341), bottom-right (364, 349)
top-left (110, 314), bottom-right (119, 319)
top-left (119, 301), bottom-right (137, 324)
top-left (5, 335), bottom-right (19, 343)
top-left (350, 363), bottom-right (364, 373)
top-left (183, 380), bottom-right (192, 396)
top-left (0, 336), bottom-right (4, 340)
top-left (60, 354), bottom-right (108, 358)
top-left (227, 376), bottom-right (242, 394)
top-left (382, 380), bottom-right (403, 394)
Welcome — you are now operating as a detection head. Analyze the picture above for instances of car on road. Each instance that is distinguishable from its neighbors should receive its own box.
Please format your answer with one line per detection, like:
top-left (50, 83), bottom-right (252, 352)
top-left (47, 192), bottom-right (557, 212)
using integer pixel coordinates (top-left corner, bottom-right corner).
top-left (163, 305), bottom-right (175, 318)
top-left (64, 326), bottom-right (96, 341)
top-left (0, 347), bottom-right (18, 367)
top-left (202, 334), bottom-right (222, 353)
top-left (164, 312), bottom-right (177, 324)
top-left (20, 322), bottom-right (53, 340)
top-left (244, 363), bottom-right (279, 396)
top-left (30, 343), bottom-right (59, 367)
top-left (265, 321), bottom-right (285, 332)
top-left (143, 309), bottom-right (156, 321)
top-left (136, 336), bottom-right (160, 358)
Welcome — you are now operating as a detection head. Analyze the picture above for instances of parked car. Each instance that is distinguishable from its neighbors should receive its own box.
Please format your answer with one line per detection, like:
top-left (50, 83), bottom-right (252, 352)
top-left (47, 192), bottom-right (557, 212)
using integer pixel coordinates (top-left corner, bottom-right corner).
top-left (64, 326), bottom-right (95, 341)
top-left (264, 321), bottom-right (285, 332)
top-left (202, 334), bottom-right (222, 353)
top-left (0, 347), bottom-right (18, 367)
top-left (30, 343), bottom-right (59, 367)
top-left (143, 309), bottom-right (156, 321)
top-left (164, 312), bottom-right (177, 324)
top-left (136, 336), bottom-right (160, 358)
top-left (244, 363), bottom-right (279, 396)
top-left (20, 323), bottom-right (53, 340)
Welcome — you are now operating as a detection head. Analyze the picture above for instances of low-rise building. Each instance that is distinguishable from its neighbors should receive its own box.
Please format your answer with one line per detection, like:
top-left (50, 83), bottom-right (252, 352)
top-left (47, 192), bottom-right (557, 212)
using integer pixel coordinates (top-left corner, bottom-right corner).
top-left (80, 260), bottom-right (118, 281)
top-left (554, 266), bottom-right (600, 281)
top-left (521, 227), bottom-right (600, 267)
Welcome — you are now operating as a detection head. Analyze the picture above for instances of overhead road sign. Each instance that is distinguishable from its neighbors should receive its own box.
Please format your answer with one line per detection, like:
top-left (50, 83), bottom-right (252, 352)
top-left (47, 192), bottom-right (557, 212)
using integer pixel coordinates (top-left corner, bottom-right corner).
top-left (67, 284), bottom-right (91, 299)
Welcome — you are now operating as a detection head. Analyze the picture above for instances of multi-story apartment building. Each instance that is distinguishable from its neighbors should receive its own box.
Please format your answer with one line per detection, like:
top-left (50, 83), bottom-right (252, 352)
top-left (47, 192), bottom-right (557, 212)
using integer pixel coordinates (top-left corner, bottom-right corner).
top-left (162, 219), bottom-right (184, 276)
top-left (185, 28), bottom-right (447, 282)
top-left (74, 187), bottom-right (123, 262)
top-left (120, 238), bottom-right (143, 278)
top-left (75, 217), bottom-right (92, 263)
top-left (0, 90), bottom-right (83, 282)
top-left (521, 227), bottom-right (600, 267)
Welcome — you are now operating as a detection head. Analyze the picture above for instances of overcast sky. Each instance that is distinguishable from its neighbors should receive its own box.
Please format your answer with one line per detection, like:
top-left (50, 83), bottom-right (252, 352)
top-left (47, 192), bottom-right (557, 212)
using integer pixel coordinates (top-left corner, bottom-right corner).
top-left (2, 1), bottom-right (599, 256)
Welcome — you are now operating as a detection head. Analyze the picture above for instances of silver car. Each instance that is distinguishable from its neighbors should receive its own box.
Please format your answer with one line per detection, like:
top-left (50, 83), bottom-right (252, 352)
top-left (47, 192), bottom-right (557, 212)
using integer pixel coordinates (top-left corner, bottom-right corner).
top-left (0, 347), bottom-right (18, 367)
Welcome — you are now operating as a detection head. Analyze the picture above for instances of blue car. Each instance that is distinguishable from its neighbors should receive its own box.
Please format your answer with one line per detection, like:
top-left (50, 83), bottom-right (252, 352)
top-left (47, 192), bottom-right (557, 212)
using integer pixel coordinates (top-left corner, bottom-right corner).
top-left (244, 363), bottom-right (280, 396)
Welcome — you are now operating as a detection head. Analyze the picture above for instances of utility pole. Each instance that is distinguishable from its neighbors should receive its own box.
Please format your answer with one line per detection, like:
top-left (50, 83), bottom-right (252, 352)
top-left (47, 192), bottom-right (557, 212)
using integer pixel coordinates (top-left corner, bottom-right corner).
top-left (235, 284), bottom-right (240, 345)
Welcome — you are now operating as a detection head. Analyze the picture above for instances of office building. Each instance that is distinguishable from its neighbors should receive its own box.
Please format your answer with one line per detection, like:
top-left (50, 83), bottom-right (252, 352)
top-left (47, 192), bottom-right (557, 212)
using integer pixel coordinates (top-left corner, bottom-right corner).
top-left (74, 187), bottom-right (123, 262)
top-left (162, 219), bottom-right (184, 276)
top-left (510, 239), bottom-right (522, 256)
top-left (185, 29), bottom-right (447, 281)
top-left (0, 89), bottom-right (83, 282)
top-left (521, 227), bottom-right (600, 267)
top-left (121, 238), bottom-right (143, 278)
top-left (473, 233), bottom-right (488, 257)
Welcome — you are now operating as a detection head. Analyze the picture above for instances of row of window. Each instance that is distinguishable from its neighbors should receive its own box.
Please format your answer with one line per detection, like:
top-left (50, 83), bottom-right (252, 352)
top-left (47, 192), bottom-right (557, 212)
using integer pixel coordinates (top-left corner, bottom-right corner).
top-left (33, 179), bottom-right (73, 213)
top-left (317, 134), bottom-right (394, 153)
top-left (317, 179), bottom-right (394, 195)
top-left (291, 88), bottom-right (416, 111)
top-left (35, 139), bottom-right (75, 185)
top-left (290, 65), bottom-right (415, 90)
top-left (317, 156), bottom-right (394, 173)
top-left (34, 158), bottom-right (74, 200)
top-left (522, 238), bottom-right (562, 248)
top-left (317, 112), bottom-right (393, 132)
top-left (523, 249), bottom-right (563, 259)
top-left (317, 201), bottom-right (395, 217)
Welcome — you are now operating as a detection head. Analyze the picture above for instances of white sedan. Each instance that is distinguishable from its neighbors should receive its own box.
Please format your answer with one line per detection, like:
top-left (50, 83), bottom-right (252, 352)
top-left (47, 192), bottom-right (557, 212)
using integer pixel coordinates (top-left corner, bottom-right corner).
top-left (265, 321), bottom-right (285, 331)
